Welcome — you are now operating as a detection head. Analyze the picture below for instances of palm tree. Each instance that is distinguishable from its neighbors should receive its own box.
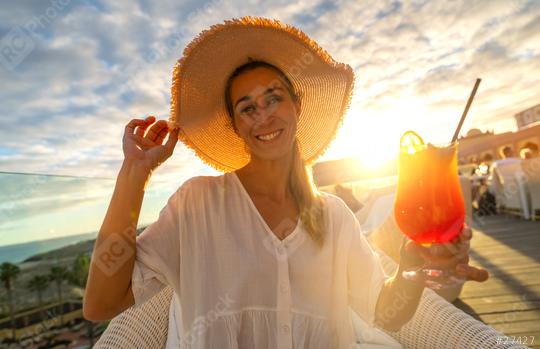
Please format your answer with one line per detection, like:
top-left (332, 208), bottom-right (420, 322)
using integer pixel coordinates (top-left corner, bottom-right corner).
top-left (69, 254), bottom-right (95, 347)
top-left (27, 275), bottom-right (50, 322)
top-left (49, 266), bottom-right (69, 325)
top-left (1, 262), bottom-right (21, 341)
top-left (69, 254), bottom-right (90, 289)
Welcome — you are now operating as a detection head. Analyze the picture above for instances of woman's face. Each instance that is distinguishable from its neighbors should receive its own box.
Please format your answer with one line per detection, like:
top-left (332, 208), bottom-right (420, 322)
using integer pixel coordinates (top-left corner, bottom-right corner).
top-left (229, 67), bottom-right (300, 162)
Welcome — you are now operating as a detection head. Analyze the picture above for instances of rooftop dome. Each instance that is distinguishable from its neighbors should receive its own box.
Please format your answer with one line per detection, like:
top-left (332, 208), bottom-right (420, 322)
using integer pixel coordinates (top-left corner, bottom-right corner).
top-left (466, 128), bottom-right (483, 137)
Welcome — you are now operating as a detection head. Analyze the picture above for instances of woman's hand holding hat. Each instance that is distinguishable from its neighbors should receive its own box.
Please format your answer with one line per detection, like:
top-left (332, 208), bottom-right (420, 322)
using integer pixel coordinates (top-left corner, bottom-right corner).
top-left (122, 115), bottom-right (180, 173)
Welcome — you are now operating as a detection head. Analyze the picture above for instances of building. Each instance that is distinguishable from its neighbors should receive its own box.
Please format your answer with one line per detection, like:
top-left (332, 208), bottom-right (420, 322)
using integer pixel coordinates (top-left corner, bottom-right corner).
top-left (458, 102), bottom-right (540, 164)
top-left (458, 123), bottom-right (540, 164)
top-left (312, 157), bottom-right (397, 187)
top-left (515, 103), bottom-right (540, 129)
top-left (0, 300), bottom-right (82, 341)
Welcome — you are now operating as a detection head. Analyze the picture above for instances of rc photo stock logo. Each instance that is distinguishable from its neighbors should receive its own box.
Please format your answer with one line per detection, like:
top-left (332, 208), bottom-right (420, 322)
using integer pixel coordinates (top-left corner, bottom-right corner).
top-left (0, 26), bottom-right (36, 71)
top-left (92, 227), bottom-right (136, 277)
top-left (0, 0), bottom-right (72, 71)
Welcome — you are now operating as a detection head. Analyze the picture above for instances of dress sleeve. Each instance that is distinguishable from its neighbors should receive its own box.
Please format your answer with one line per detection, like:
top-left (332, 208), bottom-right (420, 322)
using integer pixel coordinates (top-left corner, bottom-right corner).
top-left (131, 185), bottom-right (184, 306)
top-left (340, 197), bottom-right (390, 327)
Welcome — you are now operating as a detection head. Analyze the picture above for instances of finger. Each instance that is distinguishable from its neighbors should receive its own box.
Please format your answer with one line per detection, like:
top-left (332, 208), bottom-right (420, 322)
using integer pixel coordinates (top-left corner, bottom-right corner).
top-left (125, 119), bottom-right (148, 133)
top-left (460, 226), bottom-right (473, 242)
top-left (430, 242), bottom-right (460, 257)
top-left (146, 120), bottom-right (168, 142)
top-left (436, 229), bottom-right (472, 257)
top-left (423, 253), bottom-right (461, 270)
top-left (426, 248), bottom-right (469, 275)
top-left (452, 237), bottom-right (471, 264)
top-left (438, 239), bottom-right (470, 257)
top-left (130, 134), bottom-right (155, 148)
top-left (135, 115), bottom-right (156, 137)
top-left (458, 238), bottom-right (470, 254)
top-left (165, 127), bottom-right (180, 153)
top-left (401, 240), bottom-right (429, 266)
top-left (456, 248), bottom-right (470, 263)
top-left (403, 239), bottom-right (429, 255)
top-left (402, 240), bottom-right (462, 270)
top-left (449, 225), bottom-right (472, 244)
top-left (155, 126), bottom-right (169, 145)
top-left (456, 264), bottom-right (489, 282)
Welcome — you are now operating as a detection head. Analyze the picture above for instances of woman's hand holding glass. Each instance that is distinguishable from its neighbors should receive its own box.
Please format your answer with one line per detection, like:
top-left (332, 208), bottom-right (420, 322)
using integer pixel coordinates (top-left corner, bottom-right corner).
top-left (398, 225), bottom-right (489, 289)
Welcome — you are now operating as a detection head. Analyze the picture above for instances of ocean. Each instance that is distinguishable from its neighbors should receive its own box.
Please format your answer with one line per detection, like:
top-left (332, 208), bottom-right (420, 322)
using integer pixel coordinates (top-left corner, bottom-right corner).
top-left (0, 232), bottom-right (97, 264)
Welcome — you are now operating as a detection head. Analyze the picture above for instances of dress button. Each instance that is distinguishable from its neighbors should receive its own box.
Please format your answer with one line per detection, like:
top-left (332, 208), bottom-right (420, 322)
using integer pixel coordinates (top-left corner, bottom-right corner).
top-left (276, 246), bottom-right (286, 255)
top-left (281, 324), bottom-right (290, 334)
top-left (280, 283), bottom-right (289, 293)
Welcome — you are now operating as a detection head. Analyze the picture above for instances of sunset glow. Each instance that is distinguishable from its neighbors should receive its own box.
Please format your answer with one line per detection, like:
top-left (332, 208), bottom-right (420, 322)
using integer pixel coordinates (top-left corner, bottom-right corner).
top-left (2, 0), bottom-right (540, 246)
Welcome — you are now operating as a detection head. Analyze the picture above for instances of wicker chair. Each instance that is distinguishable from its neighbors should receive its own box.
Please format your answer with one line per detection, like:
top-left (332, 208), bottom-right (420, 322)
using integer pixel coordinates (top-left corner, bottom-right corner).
top-left (489, 161), bottom-right (530, 218)
top-left (522, 158), bottom-right (540, 220)
top-left (528, 178), bottom-right (540, 221)
top-left (93, 248), bottom-right (526, 349)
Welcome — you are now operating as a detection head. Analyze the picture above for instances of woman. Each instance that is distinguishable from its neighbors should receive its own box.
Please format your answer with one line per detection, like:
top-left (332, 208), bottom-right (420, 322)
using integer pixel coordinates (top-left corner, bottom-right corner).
top-left (83, 17), bottom-right (488, 348)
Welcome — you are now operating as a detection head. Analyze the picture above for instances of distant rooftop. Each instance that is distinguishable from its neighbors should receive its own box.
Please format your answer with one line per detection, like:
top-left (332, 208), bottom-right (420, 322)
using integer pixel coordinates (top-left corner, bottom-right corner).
top-left (515, 102), bottom-right (540, 129)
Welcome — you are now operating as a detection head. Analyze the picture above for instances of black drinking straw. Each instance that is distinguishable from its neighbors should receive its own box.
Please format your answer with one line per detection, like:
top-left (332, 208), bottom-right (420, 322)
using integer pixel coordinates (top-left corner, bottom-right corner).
top-left (452, 78), bottom-right (481, 143)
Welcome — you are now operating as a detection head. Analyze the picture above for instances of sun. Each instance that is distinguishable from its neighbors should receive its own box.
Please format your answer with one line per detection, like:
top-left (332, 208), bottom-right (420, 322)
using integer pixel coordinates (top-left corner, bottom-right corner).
top-left (321, 96), bottom-right (436, 170)
top-left (322, 107), bottom-right (400, 169)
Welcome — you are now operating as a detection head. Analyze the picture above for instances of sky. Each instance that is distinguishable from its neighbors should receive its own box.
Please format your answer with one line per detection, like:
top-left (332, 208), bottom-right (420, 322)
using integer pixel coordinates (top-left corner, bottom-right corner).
top-left (1, 0), bottom-right (539, 246)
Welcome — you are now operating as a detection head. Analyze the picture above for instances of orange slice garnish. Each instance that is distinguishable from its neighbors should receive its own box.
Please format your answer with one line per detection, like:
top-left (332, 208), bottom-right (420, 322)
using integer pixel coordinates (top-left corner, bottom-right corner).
top-left (400, 130), bottom-right (425, 154)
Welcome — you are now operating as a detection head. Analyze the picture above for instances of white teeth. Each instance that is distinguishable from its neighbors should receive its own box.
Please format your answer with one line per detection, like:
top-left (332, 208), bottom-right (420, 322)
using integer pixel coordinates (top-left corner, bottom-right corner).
top-left (256, 130), bottom-right (282, 141)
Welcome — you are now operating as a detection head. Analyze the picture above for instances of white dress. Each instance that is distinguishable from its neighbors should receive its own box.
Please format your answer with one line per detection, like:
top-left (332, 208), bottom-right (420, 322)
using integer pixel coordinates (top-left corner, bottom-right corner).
top-left (131, 172), bottom-right (402, 348)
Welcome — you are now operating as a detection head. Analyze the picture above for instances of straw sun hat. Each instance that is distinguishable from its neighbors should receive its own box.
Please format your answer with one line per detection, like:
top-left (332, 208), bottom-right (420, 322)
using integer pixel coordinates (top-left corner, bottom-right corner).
top-left (168, 16), bottom-right (355, 173)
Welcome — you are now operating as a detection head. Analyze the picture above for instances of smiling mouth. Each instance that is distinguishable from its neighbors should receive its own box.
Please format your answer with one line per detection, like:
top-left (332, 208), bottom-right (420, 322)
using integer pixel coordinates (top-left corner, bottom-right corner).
top-left (255, 129), bottom-right (284, 142)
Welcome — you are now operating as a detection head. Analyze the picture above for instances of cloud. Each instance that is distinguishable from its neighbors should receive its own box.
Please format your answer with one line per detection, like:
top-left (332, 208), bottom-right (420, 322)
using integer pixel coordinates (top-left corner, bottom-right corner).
top-left (1, 0), bottom-right (539, 245)
top-left (0, 0), bottom-right (538, 177)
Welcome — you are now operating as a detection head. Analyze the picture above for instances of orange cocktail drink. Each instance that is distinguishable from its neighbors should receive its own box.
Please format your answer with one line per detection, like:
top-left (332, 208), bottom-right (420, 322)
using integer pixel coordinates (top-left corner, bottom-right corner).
top-left (394, 131), bottom-right (465, 245)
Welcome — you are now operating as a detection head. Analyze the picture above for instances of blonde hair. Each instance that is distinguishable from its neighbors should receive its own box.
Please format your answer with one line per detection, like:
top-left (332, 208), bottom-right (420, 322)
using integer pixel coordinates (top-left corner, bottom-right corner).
top-left (291, 141), bottom-right (326, 246)
top-left (224, 60), bottom-right (326, 246)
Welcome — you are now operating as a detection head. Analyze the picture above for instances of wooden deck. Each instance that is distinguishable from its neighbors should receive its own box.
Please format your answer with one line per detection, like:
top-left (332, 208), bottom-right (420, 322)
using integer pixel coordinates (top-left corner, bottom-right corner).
top-left (454, 215), bottom-right (540, 348)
